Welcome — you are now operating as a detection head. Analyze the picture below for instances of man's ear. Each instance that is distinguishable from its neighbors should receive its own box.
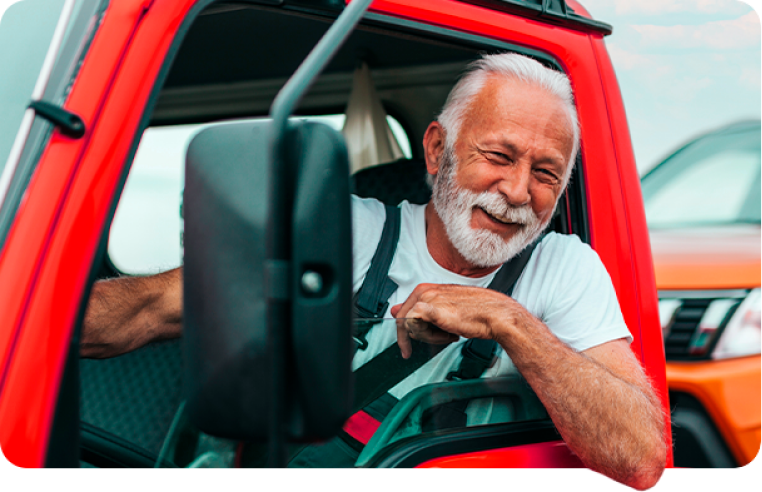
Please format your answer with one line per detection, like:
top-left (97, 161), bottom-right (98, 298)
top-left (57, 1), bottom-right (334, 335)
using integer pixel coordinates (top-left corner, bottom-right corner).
top-left (423, 121), bottom-right (445, 178)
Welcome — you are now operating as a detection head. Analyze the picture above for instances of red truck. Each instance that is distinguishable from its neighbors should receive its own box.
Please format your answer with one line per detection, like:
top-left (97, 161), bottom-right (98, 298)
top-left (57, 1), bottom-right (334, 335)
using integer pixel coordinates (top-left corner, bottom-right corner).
top-left (0, 0), bottom-right (671, 474)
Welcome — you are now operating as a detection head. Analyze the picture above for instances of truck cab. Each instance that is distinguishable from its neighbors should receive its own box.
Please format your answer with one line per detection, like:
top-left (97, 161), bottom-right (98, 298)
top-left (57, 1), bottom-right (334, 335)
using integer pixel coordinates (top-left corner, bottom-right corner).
top-left (0, 0), bottom-right (670, 473)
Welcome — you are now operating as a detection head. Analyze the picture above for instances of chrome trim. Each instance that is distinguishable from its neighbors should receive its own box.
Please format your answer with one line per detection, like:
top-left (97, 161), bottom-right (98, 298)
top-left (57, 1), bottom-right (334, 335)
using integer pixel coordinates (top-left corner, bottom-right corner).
top-left (0, 0), bottom-right (76, 208)
top-left (688, 298), bottom-right (740, 355)
top-left (657, 299), bottom-right (681, 338)
top-left (700, 299), bottom-right (739, 330)
top-left (658, 289), bottom-right (748, 300)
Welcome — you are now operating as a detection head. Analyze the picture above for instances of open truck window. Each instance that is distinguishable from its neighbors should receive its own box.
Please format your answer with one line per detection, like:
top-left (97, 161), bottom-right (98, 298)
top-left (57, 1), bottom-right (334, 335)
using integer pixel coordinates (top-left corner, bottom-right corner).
top-left (3, 1), bottom-right (672, 478)
top-left (107, 115), bottom-right (411, 275)
top-left (81, 1), bottom-right (591, 469)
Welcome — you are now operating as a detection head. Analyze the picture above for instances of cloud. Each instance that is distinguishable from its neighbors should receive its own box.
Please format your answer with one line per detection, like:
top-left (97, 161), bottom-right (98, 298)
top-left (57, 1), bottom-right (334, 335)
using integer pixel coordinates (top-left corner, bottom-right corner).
top-left (633, 11), bottom-right (760, 50)
top-left (605, 43), bottom-right (663, 74)
top-left (582, 0), bottom-right (754, 16)
top-left (606, 43), bottom-right (650, 70)
top-left (740, 66), bottom-right (762, 88)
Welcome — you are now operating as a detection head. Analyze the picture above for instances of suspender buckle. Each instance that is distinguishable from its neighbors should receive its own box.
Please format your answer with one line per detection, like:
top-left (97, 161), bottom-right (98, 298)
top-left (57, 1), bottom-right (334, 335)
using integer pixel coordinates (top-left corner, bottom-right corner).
top-left (353, 311), bottom-right (387, 351)
top-left (446, 338), bottom-right (498, 381)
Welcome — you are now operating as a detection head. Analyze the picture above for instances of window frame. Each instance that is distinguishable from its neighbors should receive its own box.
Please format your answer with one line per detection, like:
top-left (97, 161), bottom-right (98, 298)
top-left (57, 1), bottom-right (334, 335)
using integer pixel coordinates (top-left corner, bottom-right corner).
top-left (79, 0), bottom-right (592, 468)
top-left (0, 0), bottom-right (107, 251)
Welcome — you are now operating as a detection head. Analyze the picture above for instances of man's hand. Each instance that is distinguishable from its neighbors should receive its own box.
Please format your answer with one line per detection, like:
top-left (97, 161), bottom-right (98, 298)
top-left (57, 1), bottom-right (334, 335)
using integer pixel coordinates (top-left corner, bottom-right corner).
top-left (391, 283), bottom-right (523, 358)
top-left (80, 267), bottom-right (183, 358)
top-left (391, 283), bottom-right (666, 490)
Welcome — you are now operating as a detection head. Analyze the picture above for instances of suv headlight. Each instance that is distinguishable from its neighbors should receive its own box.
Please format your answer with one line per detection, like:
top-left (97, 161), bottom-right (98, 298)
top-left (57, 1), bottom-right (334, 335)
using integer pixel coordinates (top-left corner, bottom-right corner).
top-left (713, 288), bottom-right (761, 360)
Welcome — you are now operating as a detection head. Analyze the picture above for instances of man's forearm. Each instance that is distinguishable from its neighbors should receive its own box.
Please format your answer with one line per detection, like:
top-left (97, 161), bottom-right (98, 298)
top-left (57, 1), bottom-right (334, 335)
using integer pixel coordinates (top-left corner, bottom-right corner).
top-left (80, 267), bottom-right (183, 358)
top-left (495, 313), bottom-right (666, 490)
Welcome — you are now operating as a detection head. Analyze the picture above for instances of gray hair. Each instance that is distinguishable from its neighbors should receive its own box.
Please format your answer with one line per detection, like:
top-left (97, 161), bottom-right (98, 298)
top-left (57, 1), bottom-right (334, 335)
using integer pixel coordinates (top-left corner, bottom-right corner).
top-left (430, 52), bottom-right (580, 187)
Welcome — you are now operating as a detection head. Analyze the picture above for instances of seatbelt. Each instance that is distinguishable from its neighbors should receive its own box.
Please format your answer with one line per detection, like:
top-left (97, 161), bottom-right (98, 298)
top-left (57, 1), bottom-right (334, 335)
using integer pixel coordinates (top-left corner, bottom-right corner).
top-left (342, 226), bottom-right (544, 445)
top-left (446, 239), bottom-right (540, 381)
top-left (352, 205), bottom-right (401, 351)
top-left (238, 214), bottom-right (543, 465)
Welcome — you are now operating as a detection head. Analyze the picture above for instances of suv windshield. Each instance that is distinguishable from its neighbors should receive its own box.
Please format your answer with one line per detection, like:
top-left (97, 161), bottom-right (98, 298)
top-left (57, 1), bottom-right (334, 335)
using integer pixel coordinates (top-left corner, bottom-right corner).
top-left (641, 122), bottom-right (761, 229)
top-left (0, 0), bottom-right (68, 189)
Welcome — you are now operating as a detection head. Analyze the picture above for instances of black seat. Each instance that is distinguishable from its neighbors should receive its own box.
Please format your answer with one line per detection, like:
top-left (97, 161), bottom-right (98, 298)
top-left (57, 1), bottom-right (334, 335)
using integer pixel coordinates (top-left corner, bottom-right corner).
top-left (351, 158), bottom-right (431, 206)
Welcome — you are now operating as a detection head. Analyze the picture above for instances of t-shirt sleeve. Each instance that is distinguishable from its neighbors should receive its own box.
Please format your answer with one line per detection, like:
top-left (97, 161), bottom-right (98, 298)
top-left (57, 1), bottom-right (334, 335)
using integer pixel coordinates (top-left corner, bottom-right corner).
top-left (522, 234), bottom-right (633, 352)
top-left (351, 195), bottom-right (386, 292)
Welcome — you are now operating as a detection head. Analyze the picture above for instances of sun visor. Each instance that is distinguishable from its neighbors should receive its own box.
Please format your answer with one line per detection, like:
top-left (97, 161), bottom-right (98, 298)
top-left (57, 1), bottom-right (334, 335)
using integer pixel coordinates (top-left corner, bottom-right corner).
top-left (342, 62), bottom-right (403, 173)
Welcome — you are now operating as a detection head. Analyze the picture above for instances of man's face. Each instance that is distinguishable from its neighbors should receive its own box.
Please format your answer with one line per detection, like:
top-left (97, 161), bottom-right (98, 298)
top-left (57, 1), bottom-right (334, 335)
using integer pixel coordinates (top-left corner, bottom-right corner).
top-left (431, 76), bottom-right (574, 267)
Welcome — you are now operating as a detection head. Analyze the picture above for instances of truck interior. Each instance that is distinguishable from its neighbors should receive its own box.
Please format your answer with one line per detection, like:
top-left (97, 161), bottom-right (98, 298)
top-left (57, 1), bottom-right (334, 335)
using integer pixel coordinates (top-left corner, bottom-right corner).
top-left (78, 1), bottom-right (590, 468)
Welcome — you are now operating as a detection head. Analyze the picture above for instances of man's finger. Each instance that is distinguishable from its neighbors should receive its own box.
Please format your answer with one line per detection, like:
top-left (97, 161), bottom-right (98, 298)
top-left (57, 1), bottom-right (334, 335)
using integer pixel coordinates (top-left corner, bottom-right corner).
top-left (390, 303), bottom-right (402, 317)
top-left (406, 318), bottom-right (458, 345)
top-left (396, 318), bottom-right (413, 359)
top-left (393, 283), bottom-right (435, 319)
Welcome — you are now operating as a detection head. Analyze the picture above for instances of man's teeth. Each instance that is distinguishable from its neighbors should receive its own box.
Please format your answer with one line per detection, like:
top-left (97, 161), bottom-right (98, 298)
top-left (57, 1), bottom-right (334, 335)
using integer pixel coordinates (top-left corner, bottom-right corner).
top-left (482, 208), bottom-right (515, 224)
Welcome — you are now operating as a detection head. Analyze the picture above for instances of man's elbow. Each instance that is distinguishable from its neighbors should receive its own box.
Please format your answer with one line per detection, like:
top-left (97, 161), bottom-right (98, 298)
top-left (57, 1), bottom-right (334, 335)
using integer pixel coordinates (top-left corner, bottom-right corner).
top-left (624, 387), bottom-right (668, 490)
top-left (626, 464), bottom-right (665, 491)
top-left (623, 438), bottom-right (667, 490)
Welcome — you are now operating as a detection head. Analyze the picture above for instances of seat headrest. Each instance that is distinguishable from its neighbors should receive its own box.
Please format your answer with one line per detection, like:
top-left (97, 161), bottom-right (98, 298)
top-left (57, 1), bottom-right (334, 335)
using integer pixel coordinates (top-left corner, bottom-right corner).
top-left (351, 158), bottom-right (430, 206)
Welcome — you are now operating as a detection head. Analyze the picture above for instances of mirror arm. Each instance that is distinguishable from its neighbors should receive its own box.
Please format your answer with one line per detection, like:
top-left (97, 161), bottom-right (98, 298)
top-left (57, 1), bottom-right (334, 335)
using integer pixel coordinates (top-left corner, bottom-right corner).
top-left (263, 0), bottom-right (374, 467)
top-left (269, 0), bottom-right (374, 129)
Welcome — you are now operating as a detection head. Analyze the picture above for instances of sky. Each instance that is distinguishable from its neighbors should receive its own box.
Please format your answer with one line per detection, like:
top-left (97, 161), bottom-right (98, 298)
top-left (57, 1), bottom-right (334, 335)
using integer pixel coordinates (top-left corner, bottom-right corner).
top-left (0, 0), bottom-right (762, 271)
top-left (579, 0), bottom-right (761, 173)
top-left (1, 1), bottom-right (760, 267)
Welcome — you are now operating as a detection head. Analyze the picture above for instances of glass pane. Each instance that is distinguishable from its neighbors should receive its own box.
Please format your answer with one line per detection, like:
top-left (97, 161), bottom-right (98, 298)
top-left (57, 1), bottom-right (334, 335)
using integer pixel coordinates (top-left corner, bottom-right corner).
top-left (0, 0), bottom-right (65, 174)
top-left (109, 115), bottom-right (413, 275)
top-left (352, 318), bottom-right (543, 421)
top-left (302, 114), bottom-right (412, 160)
top-left (109, 124), bottom-right (204, 274)
top-left (645, 150), bottom-right (760, 227)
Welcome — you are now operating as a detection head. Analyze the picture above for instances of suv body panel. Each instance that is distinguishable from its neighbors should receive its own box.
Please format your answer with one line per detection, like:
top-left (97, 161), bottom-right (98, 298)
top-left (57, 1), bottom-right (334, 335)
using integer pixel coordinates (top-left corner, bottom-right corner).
top-left (667, 357), bottom-right (760, 465)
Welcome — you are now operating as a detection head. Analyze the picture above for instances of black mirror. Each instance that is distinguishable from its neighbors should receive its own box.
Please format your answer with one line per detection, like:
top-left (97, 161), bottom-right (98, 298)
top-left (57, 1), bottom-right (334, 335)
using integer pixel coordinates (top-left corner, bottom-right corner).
top-left (182, 119), bottom-right (353, 442)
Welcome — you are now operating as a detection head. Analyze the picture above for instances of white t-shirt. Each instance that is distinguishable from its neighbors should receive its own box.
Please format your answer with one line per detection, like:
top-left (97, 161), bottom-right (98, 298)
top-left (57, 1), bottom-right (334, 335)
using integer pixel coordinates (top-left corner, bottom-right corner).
top-left (350, 195), bottom-right (632, 405)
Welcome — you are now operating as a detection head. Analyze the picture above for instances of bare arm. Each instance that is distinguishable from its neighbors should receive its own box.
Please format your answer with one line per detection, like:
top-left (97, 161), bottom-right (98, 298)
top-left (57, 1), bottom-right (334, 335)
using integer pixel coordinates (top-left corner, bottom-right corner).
top-left (496, 313), bottom-right (666, 489)
top-left (393, 284), bottom-right (666, 490)
top-left (80, 267), bottom-right (183, 359)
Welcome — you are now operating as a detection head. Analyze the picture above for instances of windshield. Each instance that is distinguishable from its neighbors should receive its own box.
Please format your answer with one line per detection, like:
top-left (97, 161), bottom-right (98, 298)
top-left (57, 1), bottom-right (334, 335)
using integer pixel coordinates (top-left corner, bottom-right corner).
top-left (0, 0), bottom-right (67, 179)
top-left (641, 123), bottom-right (761, 229)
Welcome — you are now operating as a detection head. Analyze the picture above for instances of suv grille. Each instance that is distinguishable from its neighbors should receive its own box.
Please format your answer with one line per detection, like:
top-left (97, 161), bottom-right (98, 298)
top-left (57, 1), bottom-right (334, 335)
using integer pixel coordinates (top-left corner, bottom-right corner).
top-left (659, 290), bottom-right (746, 360)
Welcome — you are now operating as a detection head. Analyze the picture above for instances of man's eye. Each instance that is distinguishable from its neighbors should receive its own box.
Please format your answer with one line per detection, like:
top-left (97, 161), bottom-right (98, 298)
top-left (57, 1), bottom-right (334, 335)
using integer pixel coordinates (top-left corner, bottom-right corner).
top-left (535, 168), bottom-right (559, 182)
top-left (487, 152), bottom-right (511, 164)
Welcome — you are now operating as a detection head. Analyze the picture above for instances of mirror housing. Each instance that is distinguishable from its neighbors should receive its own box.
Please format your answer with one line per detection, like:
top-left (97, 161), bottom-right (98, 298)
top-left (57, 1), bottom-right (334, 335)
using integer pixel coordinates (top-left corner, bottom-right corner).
top-left (183, 119), bottom-right (353, 442)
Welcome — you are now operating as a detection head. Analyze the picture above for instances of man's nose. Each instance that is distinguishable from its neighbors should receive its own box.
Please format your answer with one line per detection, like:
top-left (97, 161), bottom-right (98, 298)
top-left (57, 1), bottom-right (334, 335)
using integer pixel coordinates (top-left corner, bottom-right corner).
top-left (496, 164), bottom-right (531, 206)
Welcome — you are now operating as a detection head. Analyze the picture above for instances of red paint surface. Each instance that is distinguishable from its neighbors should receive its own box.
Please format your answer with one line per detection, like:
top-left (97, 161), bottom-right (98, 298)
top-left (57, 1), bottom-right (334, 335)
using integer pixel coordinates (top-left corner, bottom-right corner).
top-left (343, 411), bottom-right (382, 445)
top-left (417, 440), bottom-right (584, 468)
top-left (0, 0), bottom-right (671, 468)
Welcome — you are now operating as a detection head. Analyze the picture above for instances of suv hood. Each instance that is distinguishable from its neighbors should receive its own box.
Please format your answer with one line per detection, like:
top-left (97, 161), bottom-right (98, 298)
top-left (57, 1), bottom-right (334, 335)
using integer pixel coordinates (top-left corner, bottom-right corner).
top-left (650, 225), bottom-right (761, 290)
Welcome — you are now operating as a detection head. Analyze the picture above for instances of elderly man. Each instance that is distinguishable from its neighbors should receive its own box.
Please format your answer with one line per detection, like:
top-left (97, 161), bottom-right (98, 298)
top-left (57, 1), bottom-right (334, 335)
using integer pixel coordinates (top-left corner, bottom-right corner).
top-left (82, 53), bottom-right (665, 487)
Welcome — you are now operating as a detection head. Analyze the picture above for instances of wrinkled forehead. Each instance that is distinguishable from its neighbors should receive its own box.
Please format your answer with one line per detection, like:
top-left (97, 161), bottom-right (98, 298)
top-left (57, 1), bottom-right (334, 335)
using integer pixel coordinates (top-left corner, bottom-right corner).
top-left (465, 77), bottom-right (575, 154)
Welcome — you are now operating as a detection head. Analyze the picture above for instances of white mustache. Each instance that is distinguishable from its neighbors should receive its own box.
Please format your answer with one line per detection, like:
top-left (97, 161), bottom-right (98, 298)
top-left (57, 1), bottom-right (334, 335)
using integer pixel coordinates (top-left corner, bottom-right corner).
top-left (471, 192), bottom-right (536, 225)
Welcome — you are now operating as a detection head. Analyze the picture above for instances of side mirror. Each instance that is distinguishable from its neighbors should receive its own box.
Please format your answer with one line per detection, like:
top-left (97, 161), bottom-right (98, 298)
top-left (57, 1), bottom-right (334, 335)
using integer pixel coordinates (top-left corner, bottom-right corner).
top-left (182, 119), bottom-right (353, 442)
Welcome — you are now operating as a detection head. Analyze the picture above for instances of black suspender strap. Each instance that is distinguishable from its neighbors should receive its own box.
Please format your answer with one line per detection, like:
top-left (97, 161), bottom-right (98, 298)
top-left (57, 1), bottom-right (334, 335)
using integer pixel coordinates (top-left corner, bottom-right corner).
top-left (351, 339), bottom-right (444, 412)
top-left (352, 205), bottom-right (401, 350)
top-left (424, 237), bottom-right (545, 431)
top-left (351, 234), bottom-right (545, 416)
top-left (445, 236), bottom-right (544, 381)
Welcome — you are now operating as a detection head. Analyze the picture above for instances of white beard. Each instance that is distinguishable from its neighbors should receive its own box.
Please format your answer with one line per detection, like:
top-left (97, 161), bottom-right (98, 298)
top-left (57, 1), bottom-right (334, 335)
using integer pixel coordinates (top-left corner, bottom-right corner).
top-left (432, 150), bottom-right (551, 268)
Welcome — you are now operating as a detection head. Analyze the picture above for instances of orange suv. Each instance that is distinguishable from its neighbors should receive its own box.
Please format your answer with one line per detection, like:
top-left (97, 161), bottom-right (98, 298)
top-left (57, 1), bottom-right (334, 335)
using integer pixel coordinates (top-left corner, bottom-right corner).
top-left (642, 120), bottom-right (761, 467)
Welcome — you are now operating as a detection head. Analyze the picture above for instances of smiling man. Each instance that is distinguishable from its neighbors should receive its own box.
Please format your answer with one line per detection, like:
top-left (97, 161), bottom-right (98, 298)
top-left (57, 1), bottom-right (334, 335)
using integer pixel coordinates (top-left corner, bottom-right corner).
top-left (81, 53), bottom-right (665, 487)
top-left (348, 54), bottom-right (665, 488)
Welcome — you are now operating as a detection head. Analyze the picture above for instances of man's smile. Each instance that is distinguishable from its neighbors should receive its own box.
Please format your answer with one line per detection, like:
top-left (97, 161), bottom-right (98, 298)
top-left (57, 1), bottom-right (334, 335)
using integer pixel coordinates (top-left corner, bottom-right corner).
top-left (474, 206), bottom-right (523, 228)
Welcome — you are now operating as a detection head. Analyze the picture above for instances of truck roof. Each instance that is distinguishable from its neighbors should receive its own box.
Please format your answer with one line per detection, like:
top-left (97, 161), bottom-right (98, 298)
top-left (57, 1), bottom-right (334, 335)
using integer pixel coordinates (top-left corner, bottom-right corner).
top-left (456, 0), bottom-right (612, 34)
